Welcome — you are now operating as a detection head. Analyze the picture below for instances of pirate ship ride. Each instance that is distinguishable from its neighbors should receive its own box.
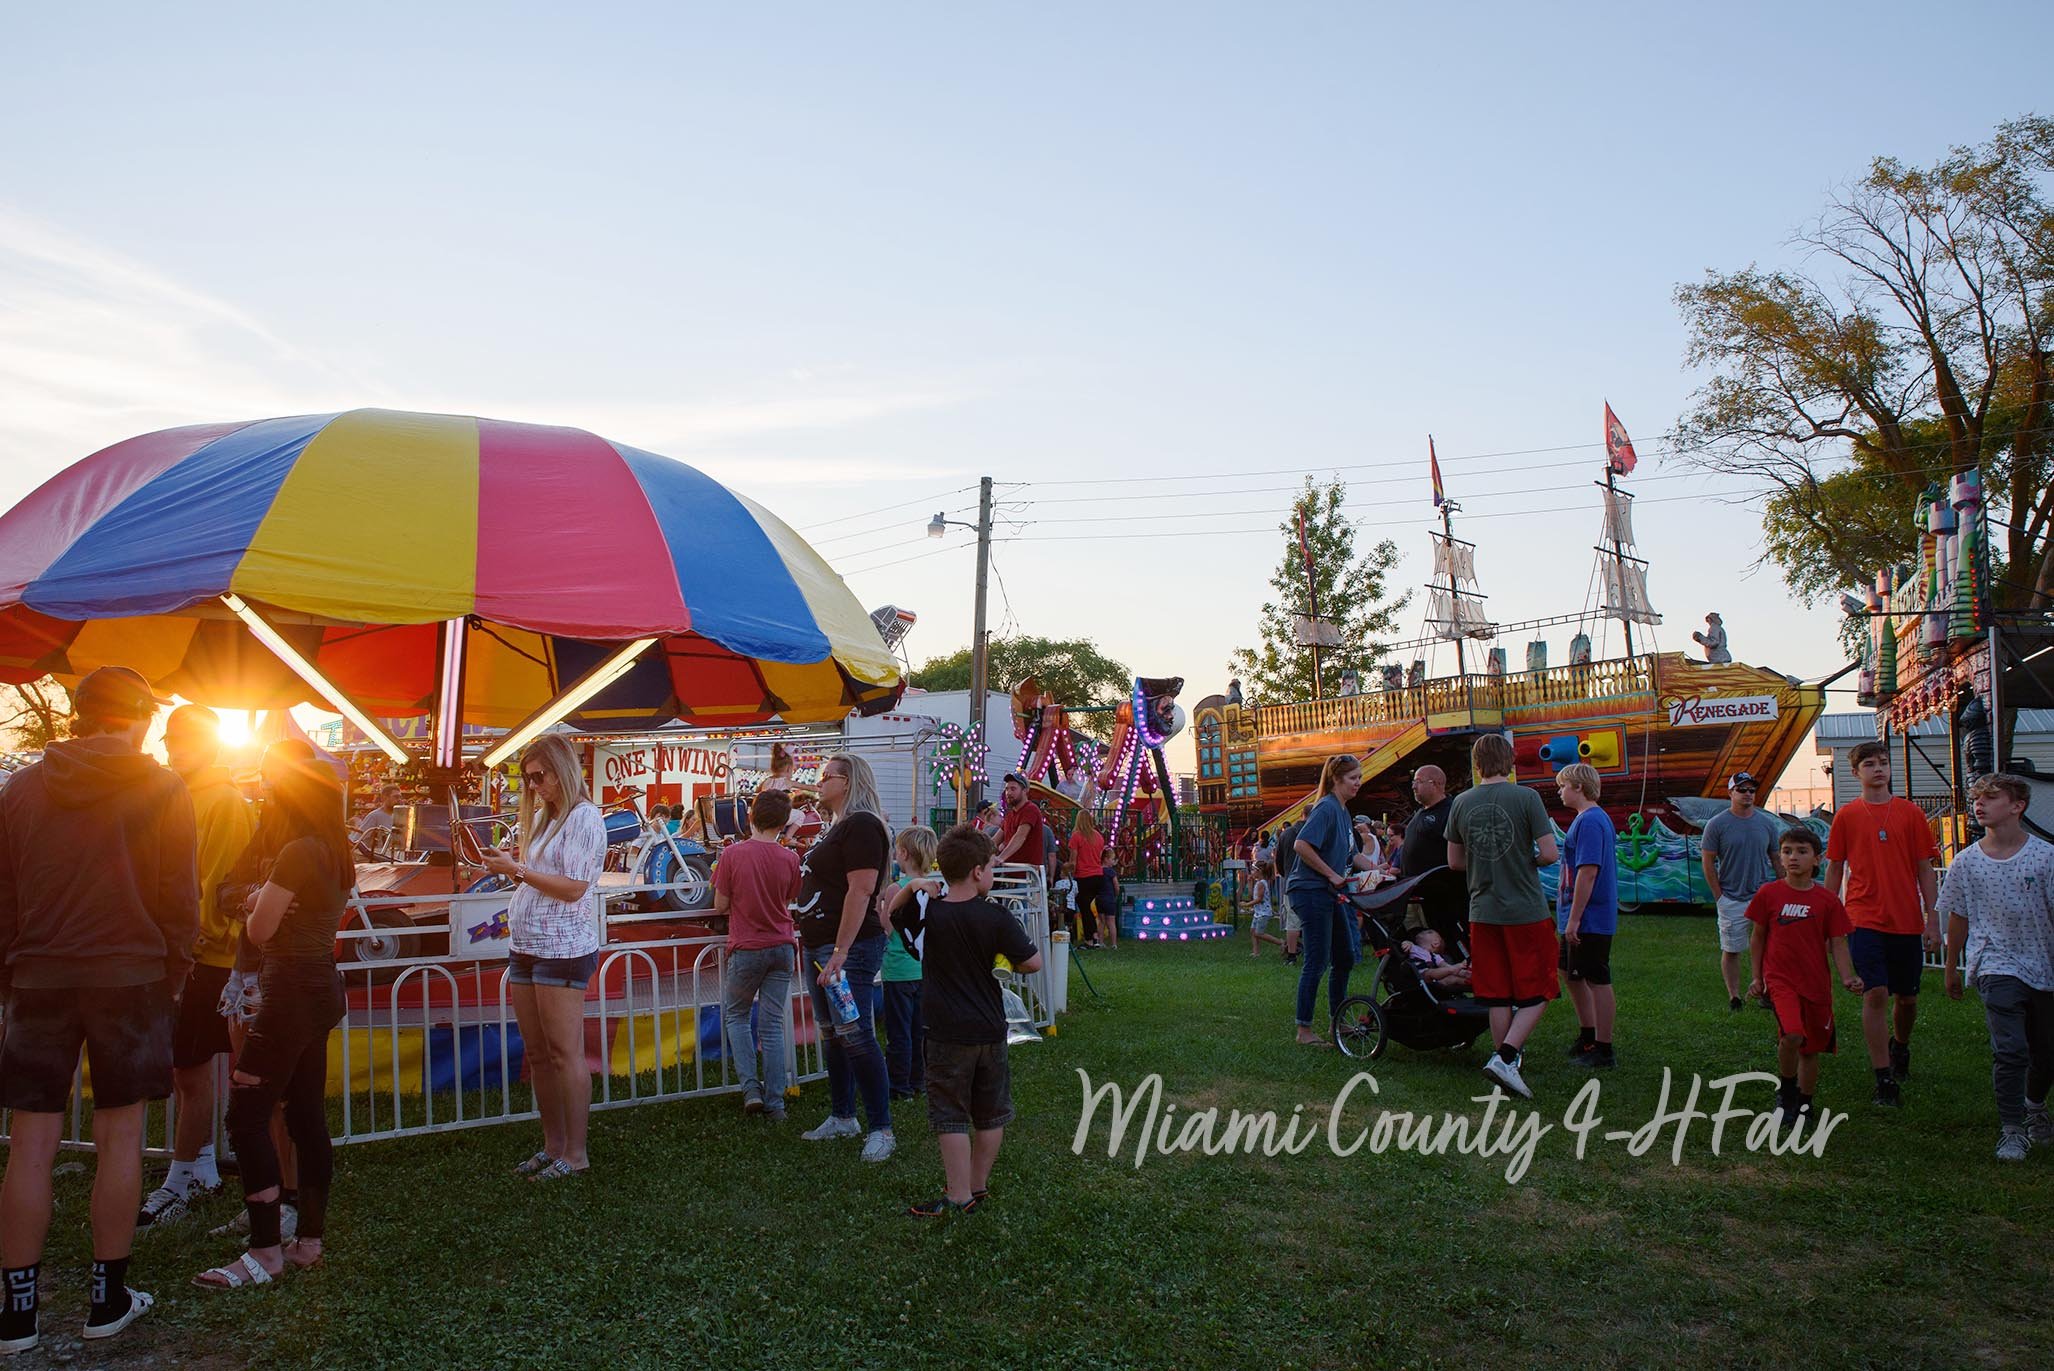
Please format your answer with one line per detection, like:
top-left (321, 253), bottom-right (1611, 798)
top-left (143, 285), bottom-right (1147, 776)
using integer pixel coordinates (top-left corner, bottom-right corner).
top-left (1194, 414), bottom-right (1826, 907)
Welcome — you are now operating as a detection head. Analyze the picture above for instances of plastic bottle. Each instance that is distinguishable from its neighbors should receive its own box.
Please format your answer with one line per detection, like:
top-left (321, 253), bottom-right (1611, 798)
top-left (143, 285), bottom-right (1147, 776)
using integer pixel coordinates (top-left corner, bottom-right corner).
top-left (823, 970), bottom-right (862, 1037)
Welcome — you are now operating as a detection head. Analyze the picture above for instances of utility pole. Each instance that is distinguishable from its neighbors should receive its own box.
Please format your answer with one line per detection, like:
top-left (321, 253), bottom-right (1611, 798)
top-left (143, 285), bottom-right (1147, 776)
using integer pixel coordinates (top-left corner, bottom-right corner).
top-left (967, 475), bottom-right (995, 806)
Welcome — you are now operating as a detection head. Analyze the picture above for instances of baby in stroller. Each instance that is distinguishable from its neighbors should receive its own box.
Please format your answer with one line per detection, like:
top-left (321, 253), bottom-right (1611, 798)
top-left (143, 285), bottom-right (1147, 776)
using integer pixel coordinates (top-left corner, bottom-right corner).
top-left (1401, 928), bottom-right (1471, 992)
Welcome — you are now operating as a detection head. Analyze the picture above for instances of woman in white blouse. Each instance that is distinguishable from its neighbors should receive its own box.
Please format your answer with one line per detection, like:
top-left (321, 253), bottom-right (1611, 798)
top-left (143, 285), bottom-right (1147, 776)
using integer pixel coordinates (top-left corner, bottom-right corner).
top-left (482, 734), bottom-right (606, 1181)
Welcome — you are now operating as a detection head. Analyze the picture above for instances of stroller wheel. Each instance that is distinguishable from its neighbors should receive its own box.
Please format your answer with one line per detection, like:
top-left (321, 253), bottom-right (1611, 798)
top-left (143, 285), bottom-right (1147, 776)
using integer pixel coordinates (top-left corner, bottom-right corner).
top-left (1333, 996), bottom-right (1387, 1060)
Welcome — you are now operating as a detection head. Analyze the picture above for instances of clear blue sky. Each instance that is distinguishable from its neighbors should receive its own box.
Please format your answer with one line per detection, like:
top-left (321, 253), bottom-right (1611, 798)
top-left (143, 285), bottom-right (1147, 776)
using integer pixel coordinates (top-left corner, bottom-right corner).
top-left (4, 3), bottom-right (2048, 780)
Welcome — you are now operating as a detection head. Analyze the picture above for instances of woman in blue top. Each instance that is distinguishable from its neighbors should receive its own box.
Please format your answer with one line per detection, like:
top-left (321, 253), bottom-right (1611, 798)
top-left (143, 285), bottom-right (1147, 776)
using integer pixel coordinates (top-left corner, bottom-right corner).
top-left (1289, 755), bottom-right (1373, 1045)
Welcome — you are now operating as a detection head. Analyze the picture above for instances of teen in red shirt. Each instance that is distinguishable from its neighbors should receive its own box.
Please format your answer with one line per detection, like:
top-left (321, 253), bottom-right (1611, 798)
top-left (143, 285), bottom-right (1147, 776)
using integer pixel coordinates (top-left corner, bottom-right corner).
top-left (1747, 826), bottom-right (1863, 1131)
top-left (1822, 740), bottom-right (1938, 1106)
top-left (995, 774), bottom-right (1046, 868)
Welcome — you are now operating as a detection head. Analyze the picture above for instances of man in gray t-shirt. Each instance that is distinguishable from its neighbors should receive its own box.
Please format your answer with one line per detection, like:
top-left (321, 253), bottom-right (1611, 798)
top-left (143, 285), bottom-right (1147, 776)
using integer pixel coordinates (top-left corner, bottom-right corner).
top-left (1700, 772), bottom-right (1782, 1010)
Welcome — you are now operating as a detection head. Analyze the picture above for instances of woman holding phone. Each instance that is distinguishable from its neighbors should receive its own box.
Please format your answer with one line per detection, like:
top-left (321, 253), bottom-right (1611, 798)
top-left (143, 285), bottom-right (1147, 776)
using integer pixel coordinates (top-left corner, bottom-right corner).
top-left (193, 742), bottom-right (349, 1290)
top-left (481, 734), bottom-right (607, 1181)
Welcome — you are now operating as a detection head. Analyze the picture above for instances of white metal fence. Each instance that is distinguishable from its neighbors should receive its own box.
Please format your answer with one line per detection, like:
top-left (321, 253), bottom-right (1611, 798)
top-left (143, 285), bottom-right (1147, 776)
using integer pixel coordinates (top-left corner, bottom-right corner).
top-left (3, 863), bottom-right (1057, 1156)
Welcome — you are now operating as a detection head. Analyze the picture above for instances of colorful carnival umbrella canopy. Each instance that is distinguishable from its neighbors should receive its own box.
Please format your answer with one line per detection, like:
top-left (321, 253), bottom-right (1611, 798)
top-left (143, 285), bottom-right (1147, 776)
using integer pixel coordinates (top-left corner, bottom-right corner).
top-left (0, 409), bottom-right (903, 748)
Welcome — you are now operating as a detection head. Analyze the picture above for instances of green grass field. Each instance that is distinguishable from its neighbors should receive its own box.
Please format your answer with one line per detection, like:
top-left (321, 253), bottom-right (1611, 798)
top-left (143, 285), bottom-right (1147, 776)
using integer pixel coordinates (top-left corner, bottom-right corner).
top-left (16, 916), bottom-right (2054, 1370)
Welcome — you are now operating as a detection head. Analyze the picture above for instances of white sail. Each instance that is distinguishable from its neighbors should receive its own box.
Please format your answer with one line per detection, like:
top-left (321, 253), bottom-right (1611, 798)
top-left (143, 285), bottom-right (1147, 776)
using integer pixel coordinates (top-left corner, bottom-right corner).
top-left (1454, 595), bottom-right (1495, 638)
top-left (1427, 588), bottom-right (1456, 639)
top-left (1432, 538), bottom-right (1455, 582)
top-left (1602, 487), bottom-right (1637, 546)
top-left (1622, 562), bottom-right (1660, 624)
top-left (1431, 535), bottom-right (1479, 585)
top-left (1451, 542), bottom-right (1477, 585)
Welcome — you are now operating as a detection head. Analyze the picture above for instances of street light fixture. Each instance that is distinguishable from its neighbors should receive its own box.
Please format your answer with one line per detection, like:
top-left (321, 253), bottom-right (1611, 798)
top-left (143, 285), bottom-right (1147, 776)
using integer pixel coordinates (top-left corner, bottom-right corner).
top-left (927, 512), bottom-right (947, 539)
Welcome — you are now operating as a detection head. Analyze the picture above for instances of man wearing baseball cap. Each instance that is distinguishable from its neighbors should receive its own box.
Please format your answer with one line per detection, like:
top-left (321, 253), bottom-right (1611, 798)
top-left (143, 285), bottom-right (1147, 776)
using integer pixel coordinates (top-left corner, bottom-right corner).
top-left (0, 666), bottom-right (198, 1350)
top-left (1699, 771), bottom-right (1781, 1011)
top-left (137, 705), bottom-right (255, 1229)
top-left (995, 772), bottom-right (1047, 872)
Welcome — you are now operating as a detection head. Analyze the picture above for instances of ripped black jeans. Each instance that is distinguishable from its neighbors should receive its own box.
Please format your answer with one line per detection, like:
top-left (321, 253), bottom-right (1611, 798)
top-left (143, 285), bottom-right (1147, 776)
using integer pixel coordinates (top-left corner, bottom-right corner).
top-left (226, 963), bottom-right (345, 1245)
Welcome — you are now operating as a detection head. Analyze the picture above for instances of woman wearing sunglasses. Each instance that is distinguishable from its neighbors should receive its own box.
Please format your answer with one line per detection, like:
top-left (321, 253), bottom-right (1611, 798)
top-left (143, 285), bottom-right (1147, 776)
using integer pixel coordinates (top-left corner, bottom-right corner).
top-left (481, 734), bottom-right (607, 1181)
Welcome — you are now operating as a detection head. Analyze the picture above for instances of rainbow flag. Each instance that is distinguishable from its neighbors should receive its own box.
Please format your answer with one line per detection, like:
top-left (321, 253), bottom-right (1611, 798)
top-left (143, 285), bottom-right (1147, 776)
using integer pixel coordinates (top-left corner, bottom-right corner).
top-left (1429, 436), bottom-right (1446, 506)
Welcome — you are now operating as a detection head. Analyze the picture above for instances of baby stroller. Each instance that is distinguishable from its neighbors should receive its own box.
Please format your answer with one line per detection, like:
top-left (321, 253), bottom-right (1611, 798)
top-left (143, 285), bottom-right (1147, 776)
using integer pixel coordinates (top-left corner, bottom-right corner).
top-left (1330, 872), bottom-right (1490, 1060)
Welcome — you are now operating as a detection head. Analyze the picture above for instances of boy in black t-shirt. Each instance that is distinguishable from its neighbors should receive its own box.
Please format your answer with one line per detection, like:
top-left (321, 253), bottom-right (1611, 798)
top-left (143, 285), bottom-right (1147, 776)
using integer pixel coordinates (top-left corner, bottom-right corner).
top-left (894, 825), bottom-right (1041, 1217)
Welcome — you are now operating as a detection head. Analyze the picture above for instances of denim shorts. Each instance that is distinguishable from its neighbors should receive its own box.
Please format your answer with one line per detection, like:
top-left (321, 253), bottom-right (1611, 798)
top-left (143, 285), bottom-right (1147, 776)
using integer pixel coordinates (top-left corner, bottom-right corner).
top-left (508, 950), bottom-right (599, 989)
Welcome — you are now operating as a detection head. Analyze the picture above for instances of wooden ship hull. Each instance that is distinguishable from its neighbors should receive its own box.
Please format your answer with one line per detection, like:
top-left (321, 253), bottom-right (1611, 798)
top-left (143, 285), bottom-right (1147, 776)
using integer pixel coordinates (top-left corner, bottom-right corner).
top-left (1194, 652), bottom-right (1824, 907)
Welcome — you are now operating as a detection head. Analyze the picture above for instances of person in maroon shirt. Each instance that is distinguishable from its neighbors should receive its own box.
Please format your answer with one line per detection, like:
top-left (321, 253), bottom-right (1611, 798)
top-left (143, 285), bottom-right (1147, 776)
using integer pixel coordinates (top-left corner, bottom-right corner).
top-left (996, 774), bottom-right (1046, 869)
top-left (714, 790), bottom-right (803, 1121)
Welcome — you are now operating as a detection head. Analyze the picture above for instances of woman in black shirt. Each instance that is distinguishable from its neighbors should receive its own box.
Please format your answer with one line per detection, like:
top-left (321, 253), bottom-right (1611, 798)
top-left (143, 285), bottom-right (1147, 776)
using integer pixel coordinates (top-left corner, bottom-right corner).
top-left (791, 753), bottom-right (897, 1160)
top-left (194, 742), bottom-right (349, 1290)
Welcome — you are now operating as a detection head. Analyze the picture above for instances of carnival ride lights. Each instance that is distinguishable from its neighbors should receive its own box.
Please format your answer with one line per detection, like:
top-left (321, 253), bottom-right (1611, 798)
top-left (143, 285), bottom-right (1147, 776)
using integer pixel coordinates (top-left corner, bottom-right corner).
top-left (479, 637), bottom-right (660, 769)
top-left (222, 592), bottom-right (408, 764)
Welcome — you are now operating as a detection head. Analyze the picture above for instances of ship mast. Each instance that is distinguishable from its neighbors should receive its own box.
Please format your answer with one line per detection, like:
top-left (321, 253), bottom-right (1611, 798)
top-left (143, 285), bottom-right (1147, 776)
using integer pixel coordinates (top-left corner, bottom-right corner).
top-left (1440, 499), bottom-right (1467, 679)
top-left (1426, 499), bottom-right (1493, 673)
top-left (1605, 465), bottom-right (1635, 659)
top-left (1593, 464), bottom-right (1660, 656)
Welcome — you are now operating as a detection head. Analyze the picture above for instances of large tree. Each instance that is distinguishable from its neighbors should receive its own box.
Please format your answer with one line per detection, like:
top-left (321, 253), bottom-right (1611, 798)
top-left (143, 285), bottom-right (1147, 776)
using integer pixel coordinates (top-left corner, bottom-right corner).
top-left (910, 635), bottom-right (1132, 738)
top-left (1674, 115), bottom-right (2054, 610)
top-left (1229, 476), bottom-right (1409, 704)
top-left (1, 680), bottom-right (69, 750)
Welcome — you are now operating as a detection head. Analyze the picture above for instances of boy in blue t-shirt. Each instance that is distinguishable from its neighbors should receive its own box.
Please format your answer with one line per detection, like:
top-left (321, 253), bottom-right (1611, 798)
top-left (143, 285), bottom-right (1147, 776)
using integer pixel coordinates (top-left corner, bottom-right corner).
top-left (1555, 763), bottom-right (1620, 1068)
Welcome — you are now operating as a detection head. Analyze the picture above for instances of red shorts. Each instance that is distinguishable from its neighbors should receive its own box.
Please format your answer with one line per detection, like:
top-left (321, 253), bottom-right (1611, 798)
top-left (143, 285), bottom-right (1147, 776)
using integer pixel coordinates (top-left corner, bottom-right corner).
top-left (1767, 984), bottom-right (1835, 1056)
top-left (1469, 921), bottom-right (1560, 1007)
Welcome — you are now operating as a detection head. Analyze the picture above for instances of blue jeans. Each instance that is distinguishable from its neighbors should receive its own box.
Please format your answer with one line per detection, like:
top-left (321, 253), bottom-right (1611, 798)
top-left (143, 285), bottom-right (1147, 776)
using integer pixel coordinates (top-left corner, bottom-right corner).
top-left (723, 944), bottom-right (794, 1106)
top-left (804, 935), bottom-right (892, 1131)
top-left (882, 979), bottom-right (925, 1094)
top-left (1292, 887), bottom-right (1357, 1029)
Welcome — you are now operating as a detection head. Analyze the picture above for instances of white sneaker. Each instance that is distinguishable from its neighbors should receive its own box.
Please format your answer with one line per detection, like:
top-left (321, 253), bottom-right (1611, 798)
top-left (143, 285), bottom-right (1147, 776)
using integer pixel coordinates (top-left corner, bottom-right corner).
top-left (135, 1185), bottom-right (189, 1230)
top-left (800, 1115), bottom-right (862, 1142)
top-left (861, 1129), bottom-right (897, 1163)
top-left (81, 1288), bottom-right (153, 1341)
top-left (1481, 1051), bottom-right (1532, 1100)
top-left (1995, 1127), bottom-right (2030, 1162)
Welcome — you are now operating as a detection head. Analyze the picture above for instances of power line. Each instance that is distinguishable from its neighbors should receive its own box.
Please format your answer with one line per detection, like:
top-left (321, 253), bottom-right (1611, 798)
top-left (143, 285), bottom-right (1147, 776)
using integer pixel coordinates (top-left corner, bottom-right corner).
top-left (800, 485), bottom-right (973, 533)
top-left (974, 489), bottom-right (1756, 543)
top-left (810, 501), bottom-right (977, 548)
top-left (839, 541), bottom-right (973, 576)
top-left (1007, 420), bottom-right (2054, 494)
top-left (1019, 473), bottom-right (1754, 525)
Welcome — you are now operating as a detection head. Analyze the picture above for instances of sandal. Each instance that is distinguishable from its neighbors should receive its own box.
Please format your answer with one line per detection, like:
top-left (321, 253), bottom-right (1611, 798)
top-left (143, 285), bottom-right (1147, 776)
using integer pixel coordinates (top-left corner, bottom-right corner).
top-left (283, 1238), bottom-right (324, 1271)
top-left (512, 1150), bottom-right (553, 1177)
top-left (193, 1252), bottom-right (274, 1291)
top-left (905, 1196), bottom-right (970, 1218)
top-left (528, 1158), bottom-right (587, 1183)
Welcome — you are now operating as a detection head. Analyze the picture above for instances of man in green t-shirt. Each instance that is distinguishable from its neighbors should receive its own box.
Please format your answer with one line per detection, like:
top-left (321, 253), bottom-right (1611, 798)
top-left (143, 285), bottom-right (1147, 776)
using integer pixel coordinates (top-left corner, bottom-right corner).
top-left (1447, 733), bottom-right (1561, 1101)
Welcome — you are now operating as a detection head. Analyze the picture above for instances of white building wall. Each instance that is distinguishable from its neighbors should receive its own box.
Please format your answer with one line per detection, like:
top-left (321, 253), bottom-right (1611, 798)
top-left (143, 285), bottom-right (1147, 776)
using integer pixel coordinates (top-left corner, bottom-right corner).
top-left (842, 690), bottom-right (1019, 830)
top-left (1816, 710), bottom-right (2054, 810)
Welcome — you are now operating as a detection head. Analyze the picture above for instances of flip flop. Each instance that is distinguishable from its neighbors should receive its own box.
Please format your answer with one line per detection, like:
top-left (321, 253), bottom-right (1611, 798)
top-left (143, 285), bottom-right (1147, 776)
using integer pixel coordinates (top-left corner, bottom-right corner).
top-left (283, 1238), bottom-right (324, 1271)
top-left (1296, 1036), bottom-right (1333, 1049)
top-left (193, 1252), bottom-right (274, 1291)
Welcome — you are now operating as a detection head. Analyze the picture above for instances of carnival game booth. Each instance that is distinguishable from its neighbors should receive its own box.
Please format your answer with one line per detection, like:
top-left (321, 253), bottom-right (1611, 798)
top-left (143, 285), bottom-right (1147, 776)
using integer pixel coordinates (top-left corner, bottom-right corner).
top-left (0, 408), bottom-right (924, 1149)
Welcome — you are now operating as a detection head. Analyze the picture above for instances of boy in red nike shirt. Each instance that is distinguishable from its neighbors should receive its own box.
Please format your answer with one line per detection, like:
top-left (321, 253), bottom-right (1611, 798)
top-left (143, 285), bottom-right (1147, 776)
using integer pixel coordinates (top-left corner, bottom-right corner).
top-left (1747, 826), bottom-right (1864, 1131)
